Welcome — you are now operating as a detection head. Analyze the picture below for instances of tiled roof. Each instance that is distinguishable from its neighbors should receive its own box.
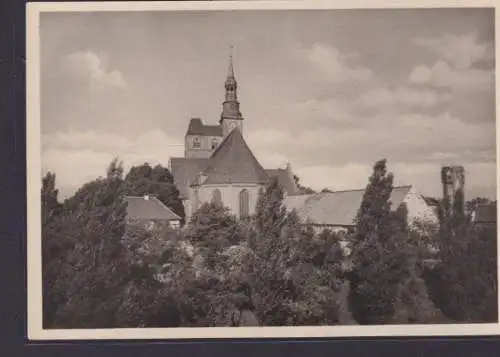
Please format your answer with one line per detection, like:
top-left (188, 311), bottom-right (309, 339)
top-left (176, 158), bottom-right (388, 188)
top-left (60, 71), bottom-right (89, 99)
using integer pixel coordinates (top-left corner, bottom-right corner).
top-left (169, 157), bottom-right (209, 198)
top-left (284, 185), bottom-right (412, 226)
top-left (186, 118), bottom-right (223, 137)
top-left (265, 168), bottom-right (299, 195)
top-left (125, 195), bottom-right (181, 221)
top-left (473, 203), bottom-right (497, 223)
top-left (199, 128), bottom-right (270, 185)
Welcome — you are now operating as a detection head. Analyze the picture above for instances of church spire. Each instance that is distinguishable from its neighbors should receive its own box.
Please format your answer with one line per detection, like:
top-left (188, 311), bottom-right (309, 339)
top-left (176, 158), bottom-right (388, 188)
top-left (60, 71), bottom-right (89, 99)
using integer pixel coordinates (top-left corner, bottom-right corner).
top-left (220, 46), bottom-right (244, 136)
top-left (227, 45), bottom-right (235, 79)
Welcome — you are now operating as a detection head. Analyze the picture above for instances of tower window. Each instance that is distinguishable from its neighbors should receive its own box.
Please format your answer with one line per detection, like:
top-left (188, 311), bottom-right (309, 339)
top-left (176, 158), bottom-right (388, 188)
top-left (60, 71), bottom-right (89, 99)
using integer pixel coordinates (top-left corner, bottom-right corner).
top-left (193, 137), bottom-right (201, 149)
top-left (239, 189), bottom-right (250, 218)
top-left (211, 138), bottom-right (218, 149)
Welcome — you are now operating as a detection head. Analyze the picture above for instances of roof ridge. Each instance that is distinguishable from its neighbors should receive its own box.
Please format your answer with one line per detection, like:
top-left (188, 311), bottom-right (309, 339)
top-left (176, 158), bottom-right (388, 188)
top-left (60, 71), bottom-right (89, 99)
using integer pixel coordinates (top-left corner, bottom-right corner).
top-left (201, 127), bottom-right (269, 184)
top-left (149, 196), bottom-right (181, 220)
top-left (318, 185), bottom-right (412, 195)
top-left (209, 127), bottom-right (238, 158)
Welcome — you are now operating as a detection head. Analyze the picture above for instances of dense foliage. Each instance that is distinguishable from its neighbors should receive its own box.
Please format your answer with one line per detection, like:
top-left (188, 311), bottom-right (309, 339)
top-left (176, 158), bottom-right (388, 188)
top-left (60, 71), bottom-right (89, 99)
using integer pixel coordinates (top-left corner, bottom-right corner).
top-left (346, 159), bottom-right (429, 324)
top-left (423, 190), bottom-right (497, 323)
top-left (41, 158), bottom-right (497, 328)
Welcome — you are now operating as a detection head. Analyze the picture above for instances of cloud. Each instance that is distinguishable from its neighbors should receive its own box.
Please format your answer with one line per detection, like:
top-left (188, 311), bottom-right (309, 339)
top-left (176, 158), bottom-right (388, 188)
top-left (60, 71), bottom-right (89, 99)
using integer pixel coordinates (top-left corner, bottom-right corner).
top-left (246, 111), bottom-right (495, 169)
top-left (413, 33), bottom-right (493, 70)
top-left (409, 60), bottom-right (493, 90)
top-left (294, 163), bottom-right (372, 192)
top-left (61, 51), bottom-right (128, 92)
top-left (293, 161), bottom-right (496, 200)
top-left (42, 129), bottom-right (184, 198)
top-left (306, 42), bottom-right (375, 82)
top-left (357, 86), bottom-right (452, 109)
top-left (409, 33), bottom-right (494, 91)
top-left (42, 51), bottom-right (133, 135)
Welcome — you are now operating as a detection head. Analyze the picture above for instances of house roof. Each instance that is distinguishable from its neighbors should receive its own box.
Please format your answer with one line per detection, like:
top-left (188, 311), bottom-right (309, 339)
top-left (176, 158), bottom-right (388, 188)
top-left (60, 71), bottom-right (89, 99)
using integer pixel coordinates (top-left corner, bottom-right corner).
top-left (284, 185), bottom-right (412, 226)
top-left (265, 168), bottom-right (299, 195)
top-left (186, 118), bottom-right (223, 137)
top-left (169, 157), bottom-right (209, 198)
top-left (197, 128), bottom-right (269, 185)
top-left (125, 195), bottom-right (181, 221)
top-left (473, 203), bottom-right (497, 223)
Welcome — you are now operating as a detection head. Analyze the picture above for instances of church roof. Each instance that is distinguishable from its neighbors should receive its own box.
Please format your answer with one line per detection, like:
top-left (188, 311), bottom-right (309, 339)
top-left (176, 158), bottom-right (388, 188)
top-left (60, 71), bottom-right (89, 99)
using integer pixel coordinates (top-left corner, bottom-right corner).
top-left (284, 185), bottom-right (412, 227)
top-left (169, 157), bottom-right (209, 198)
top-left (186, 118), bottom-right (223, 137)
top-left (198, 128), bottom-right (270, 185)
top-left (473, 203), bottom-right (497, 224)
top-left (265, 168), bottom-right (299, 195)
top-left (125, 195), bottom-right (181, 221)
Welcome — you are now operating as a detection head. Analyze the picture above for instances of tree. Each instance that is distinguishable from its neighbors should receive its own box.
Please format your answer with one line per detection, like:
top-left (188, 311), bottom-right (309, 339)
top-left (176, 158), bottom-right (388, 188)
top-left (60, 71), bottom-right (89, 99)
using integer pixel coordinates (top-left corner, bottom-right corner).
top-left (184, 201), bottom-right (242, 270)
top-left (425, 216), bottom-right (498, 322)
top-left (254, 177), bottom-right (290, 239)
top-left (123, 163), bottom-right (185, 223)
top-left (51, 159), bottom-right (131, 328)
top-left (347, 159), bottom-right (413, 325)
top-left (251, 180), bottom-right (346, 326)
top-left (41, 172), bottom-right (71, 327)
top-left (293, 174), bottom-right (316, 194)
top-left (466, 197), bottom-right (492, 216)
top-left (41, 171), bottom-right (62, 224)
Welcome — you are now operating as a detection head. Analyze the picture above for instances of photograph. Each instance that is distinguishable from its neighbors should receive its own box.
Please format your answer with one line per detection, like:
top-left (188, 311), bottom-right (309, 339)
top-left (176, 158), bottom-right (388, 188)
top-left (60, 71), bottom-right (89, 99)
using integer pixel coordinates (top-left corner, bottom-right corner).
top-left (27, 0), bottom-right (498, 340)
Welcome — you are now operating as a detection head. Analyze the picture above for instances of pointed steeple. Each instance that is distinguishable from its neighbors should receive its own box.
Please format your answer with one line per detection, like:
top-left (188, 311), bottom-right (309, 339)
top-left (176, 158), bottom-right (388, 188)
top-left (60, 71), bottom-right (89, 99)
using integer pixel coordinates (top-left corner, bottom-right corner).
top-left (227, 45), bottom-right (235, 79)
top-left (220, 46), bottom-right (244, 136)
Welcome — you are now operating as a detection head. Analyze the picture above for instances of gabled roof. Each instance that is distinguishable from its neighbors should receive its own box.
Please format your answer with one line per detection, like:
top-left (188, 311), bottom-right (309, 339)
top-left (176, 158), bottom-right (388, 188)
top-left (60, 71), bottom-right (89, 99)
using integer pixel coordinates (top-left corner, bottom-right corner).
top-left (265, 168), bottom-right (299, 195)
top-left (473, 203), bottom-right (497, 223)
top-left (186, 118), bottom-right (223, 137)
top-left (169, 157), bottom-right (209, 198)
top-left (125, 195), bottom-right (181, 221)
top-left (284, 185), bottom-right (412, 226)
top-left (197, 128), bottom-right (269, 185)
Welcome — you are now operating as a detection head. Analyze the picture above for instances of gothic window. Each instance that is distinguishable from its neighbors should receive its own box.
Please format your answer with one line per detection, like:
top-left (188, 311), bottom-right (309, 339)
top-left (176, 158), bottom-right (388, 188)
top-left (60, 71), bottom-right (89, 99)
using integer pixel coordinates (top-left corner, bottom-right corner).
top-left (211, 188), bottom-right (222, 204)
top-left (211, 138), bottom-right (218, 149)
top-left (239, 189), bottom-right (250, 218)
top-left (192, 137), bottom-right (201, 149)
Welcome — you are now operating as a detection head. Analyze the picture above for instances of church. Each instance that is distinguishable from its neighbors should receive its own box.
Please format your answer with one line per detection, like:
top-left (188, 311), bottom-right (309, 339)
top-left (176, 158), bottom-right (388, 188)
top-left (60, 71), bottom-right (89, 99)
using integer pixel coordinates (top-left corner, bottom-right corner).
top-left (168, 53), bottom-right (299, 221)
top-left (168, 53), bottom-right (438, 229)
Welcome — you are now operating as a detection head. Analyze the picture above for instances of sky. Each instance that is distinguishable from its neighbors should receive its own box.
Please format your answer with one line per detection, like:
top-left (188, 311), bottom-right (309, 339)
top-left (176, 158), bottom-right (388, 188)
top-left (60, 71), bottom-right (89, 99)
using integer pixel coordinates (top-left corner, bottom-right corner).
top-left (40, 7), bottom-right (497, 201)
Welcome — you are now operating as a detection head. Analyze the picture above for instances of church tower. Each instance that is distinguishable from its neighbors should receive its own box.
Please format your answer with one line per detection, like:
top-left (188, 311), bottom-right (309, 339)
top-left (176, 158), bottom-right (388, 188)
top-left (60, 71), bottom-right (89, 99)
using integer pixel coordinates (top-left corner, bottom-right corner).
top-left (220, 48), bottom-right (244, 137)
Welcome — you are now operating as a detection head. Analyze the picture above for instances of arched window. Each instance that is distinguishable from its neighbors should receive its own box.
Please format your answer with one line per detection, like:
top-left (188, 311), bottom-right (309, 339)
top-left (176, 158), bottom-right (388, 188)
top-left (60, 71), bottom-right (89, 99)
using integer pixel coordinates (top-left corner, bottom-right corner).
top-left (239, 189), bottom-right (250, 218)
top-left (192, 189), bottom-right (199, 213)
top-left (211, 138), bottom-right (218, 149)
top-left (257, 187), bottom-right (264, 202)
top-left (192, 137), bottom-right (201, 149)
top-left (211, 188), bottom-right (222, 204)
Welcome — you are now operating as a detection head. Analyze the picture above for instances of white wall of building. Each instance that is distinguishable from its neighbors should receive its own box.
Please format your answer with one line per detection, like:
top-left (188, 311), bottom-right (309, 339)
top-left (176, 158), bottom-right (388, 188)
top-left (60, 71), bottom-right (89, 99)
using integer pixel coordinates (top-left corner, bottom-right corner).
top-left (186, 183), bottom-right (265, 220)
top-left (402, 186), bottom-right (439, 226)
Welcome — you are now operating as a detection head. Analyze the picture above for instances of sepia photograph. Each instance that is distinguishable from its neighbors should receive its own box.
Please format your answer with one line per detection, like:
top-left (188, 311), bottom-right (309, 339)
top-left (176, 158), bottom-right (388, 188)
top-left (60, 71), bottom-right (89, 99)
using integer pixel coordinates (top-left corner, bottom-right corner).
top-left (27, 0), bottom-right (498, 340)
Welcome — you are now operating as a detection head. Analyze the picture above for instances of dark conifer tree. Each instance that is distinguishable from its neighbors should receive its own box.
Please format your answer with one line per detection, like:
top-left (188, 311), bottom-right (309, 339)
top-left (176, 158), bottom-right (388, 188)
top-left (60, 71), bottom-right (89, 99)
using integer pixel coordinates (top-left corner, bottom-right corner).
top-left (347, 159), bottom-right (411, 324)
